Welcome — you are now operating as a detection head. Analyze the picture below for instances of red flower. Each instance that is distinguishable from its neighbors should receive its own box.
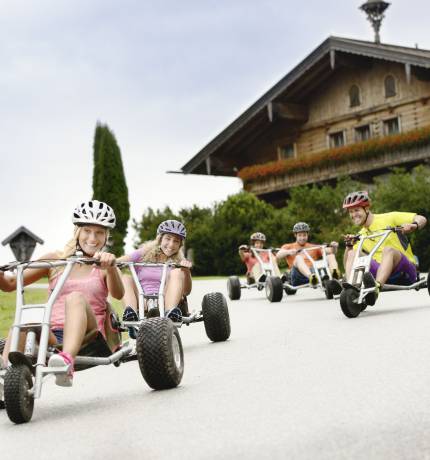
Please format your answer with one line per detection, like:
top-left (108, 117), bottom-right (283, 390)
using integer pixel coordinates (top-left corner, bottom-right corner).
top-left (238, 125), bottom-right (430, 184)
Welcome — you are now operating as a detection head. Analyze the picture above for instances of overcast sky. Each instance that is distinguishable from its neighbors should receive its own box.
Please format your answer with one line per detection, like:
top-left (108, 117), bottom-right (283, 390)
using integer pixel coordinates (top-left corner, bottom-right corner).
top-left (1, 0), bottom-right (429, 261)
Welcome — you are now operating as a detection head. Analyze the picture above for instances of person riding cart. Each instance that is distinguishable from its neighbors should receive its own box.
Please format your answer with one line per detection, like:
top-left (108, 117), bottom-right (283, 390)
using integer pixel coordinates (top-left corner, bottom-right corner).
top-left (228, 232), bottom-right (283, 302)
top-left (0, 205), bottom-right (189, 424)
top-left (119, 220), bottom-right (230, 342)
top-left (0, 200), bottom-right (124, 387)
top-left (276, 222), bottom-right (340, 288)
top-left (119, 219), bottom-right (192, 334)
top-left (238, 232), bottom-right (280, 284)
top-left (342, 191), bottom-right (427, 306)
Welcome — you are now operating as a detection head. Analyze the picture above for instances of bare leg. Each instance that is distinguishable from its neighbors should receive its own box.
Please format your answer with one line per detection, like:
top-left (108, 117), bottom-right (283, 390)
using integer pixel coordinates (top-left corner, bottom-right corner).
top-left (251, 263), bottom-right (263, 281)
top-left (327, 253), bottom-right (339, 271)
top-left (121, 275), bottom-right (138, 310)
top-left (376, 247), bottom-right (403, 286)
top-left (294, 255), bottom-right (312, 277)
top-left (62, 292), bottom-right (97, 358)
top-left (164, 269), bottom-right (187, 308)
top-left (344, 250), bottom-right (356, 280)
top-left (182, 269), bottom-right (192, 296)
top-left (270, 254), bottom-right (281, 277)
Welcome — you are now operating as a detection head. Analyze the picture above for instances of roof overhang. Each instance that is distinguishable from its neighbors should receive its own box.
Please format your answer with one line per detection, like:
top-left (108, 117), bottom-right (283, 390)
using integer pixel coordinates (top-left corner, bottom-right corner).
top-left (180, 36), bottom-right (430, 176)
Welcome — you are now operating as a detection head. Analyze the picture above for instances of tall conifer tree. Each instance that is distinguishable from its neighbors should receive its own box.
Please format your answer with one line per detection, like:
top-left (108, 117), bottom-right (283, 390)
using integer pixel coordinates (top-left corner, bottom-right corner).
top-left (92, 122), bottom-right (130, 255)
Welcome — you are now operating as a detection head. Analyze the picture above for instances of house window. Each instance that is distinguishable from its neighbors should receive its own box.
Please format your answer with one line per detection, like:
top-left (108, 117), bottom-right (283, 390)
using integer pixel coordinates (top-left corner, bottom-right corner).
top-left (349, 85), bottom-right (361, 107)
top-left (383, 117), bottom-right (400, 135)
top-left (384, 75), bottom-right (396, 98)
top-left (279, 143), bottom-right (295, 159)
top-left (355, 125), bottom-right (371, 142)
top-left (329, 131), bottom-right (345, 148)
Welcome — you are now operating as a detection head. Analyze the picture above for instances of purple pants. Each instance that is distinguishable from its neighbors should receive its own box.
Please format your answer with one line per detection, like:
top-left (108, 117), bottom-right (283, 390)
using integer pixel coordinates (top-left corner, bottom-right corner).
top-left (369, 254), bottom-right (417, 286)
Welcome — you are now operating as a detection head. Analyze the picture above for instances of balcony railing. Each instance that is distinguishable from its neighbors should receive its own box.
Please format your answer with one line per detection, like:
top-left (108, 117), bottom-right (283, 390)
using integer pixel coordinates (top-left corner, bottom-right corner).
top-left (239, 125), bottom-right (430, 193)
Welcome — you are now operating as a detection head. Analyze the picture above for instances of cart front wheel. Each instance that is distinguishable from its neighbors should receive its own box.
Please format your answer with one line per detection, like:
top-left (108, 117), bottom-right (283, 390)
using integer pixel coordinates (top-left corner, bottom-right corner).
top-left (4, 364), bottom-right (34, 424)
top-left (339, 288), bottom-right (363, 318)
top-left (202, 292), bottom-right (231, 342)
top-left (136, 318), bottom-right (184, 390)
top-left (266, 276), bottom-right (283, 302)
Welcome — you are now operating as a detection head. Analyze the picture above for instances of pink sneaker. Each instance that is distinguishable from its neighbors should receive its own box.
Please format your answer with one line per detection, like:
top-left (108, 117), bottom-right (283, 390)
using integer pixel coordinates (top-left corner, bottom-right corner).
top-left (48, 352), bottom-right (74, 387)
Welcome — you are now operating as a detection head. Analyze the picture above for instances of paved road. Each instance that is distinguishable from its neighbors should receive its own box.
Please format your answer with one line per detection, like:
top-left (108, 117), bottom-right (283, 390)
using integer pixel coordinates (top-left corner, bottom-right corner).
top-left (2, 279), bottom-right (430, 460)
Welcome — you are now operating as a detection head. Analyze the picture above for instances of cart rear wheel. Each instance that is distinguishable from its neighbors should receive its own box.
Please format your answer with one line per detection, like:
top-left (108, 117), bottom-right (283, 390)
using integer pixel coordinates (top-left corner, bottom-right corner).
top-left (4, 364), bottom-right (34, 424)
top-left (266, 276), bottom-right (283, 302)
top-left (202, 292), bottom-right (231, 342)
top-left (136, 318), bottom-right (184, 390)
top-left (284, 286), bottom-right (297, 295)
top-left (324, 279), bottom-right (334, 299)
top-left (325, 279), bottom-right (342, 299)
top-left (227, 276), bottom-right (241, 300)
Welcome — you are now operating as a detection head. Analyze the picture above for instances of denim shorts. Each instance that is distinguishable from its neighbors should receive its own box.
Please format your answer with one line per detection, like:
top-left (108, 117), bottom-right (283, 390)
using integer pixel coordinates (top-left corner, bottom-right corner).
top-left (290, 267), bottom-right (310, 286)
top-left (52, 329), bottom-right (64, 344)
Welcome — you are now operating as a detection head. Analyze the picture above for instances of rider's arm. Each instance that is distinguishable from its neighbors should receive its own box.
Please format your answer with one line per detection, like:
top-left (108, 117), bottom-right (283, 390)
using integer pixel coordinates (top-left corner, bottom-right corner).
top-left (179, 259), bottom-right (192, 295)
top-left (396, 213), bottom-right (427, 234)
top-left (276, 249), bottom-right (286, 260)
top-left (343, 235), bottom-right (356, 268)
top-left (0, 252), bottom-right (56, 292)
top-left (117, 246), bottom-right (146, 263)
top-left (276, 247), bottom-right (296, 260)
top-left (238, 246), bottom-right (249, 262)
top-left (105, 266), bottom-right (125, 300)
top-left (410, 214), bottom-right (426, 231)
top-left (117, 254), bottom-right (132, 262)
top-left (401, 214), bottom-right (427, 234)
top-left (94, 251), bottom-right (125, 300)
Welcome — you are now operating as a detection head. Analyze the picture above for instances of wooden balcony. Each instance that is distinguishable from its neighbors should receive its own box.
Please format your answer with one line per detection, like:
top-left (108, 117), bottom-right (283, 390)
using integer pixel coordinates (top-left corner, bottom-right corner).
top-left (245, 144), bottom-right (430, 196)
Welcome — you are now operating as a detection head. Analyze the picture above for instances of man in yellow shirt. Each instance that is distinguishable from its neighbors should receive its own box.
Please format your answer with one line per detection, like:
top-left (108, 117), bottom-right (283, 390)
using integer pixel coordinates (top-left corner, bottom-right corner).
top-left (343, 191), bottom-right (427, 304)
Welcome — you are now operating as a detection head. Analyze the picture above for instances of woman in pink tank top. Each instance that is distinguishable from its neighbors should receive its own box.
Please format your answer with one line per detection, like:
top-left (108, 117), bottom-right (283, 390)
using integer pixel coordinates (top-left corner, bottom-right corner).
top-left (0, 200), bottom-right (124, 386)
top-left (118, 219), bottom-right (192, 325)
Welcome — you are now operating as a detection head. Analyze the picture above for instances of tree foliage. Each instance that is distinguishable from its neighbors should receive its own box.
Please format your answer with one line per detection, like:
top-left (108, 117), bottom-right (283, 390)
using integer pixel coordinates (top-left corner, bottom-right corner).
top-left (132, 168), bottom-right (430, 275)
top-left (373, 166), bottom-right (430, 269)
top-left (92, 123), bottom-right (130, 255)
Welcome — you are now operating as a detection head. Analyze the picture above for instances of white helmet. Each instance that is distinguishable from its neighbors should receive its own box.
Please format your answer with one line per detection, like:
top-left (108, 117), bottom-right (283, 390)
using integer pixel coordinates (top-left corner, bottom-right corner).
top-left (72, 200), bottom-right (116, 229)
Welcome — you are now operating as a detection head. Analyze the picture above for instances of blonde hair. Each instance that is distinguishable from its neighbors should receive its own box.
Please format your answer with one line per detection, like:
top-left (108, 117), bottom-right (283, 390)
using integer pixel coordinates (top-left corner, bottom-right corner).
top-left (49, 225), bottom-right (109, 280)
top-left (138, 234), bottom-right (184, 263)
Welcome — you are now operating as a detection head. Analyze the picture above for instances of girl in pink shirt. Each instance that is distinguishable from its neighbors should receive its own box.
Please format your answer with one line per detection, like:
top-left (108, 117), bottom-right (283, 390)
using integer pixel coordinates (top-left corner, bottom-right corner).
top-left (0, 200), bottom-right (124, 386)
top-left (119, 220), bottom-right (192, 326)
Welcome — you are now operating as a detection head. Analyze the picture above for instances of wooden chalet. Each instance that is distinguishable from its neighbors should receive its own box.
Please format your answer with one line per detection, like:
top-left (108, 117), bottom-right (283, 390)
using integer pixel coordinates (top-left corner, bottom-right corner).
top-left (180, 36), bottom-right (430, 205)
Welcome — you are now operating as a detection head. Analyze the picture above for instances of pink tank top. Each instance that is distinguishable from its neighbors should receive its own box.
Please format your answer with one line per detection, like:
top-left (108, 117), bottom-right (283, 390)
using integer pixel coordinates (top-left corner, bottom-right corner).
top-left (48, 267), bottom-right (108, 337)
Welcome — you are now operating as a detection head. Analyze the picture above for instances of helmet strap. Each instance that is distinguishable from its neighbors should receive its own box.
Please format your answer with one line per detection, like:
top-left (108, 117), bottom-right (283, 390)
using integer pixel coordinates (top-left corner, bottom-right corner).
top-left (363, 207), bottom-right (371, 226)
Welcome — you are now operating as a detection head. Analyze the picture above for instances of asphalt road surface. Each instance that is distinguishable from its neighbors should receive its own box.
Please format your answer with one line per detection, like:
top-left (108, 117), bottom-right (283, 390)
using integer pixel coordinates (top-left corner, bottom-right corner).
top-left (2, 279), bottom-right (430, 460)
